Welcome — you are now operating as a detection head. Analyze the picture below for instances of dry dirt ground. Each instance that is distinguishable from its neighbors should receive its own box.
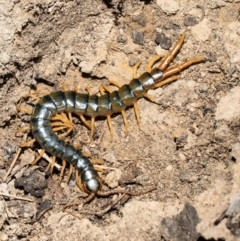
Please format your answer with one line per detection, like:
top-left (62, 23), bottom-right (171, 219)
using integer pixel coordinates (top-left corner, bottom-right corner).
top-left (0, 0), bottom-right (240, 240)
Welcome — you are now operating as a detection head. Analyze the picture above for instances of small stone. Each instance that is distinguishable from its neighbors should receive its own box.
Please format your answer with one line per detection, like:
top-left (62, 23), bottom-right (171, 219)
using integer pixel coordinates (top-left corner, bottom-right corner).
top-left (191, 18), bottom-right (211, 41)
top-left (215, 86), bottom-right (240, 121)
top-left (165, 165), bottom-right (173, 172)
top-left (231, 143), bottom-right (240, 162)
top-left (198, 83), bottom-right (209, 93)
top-left (132, 31), bottom-right (144, 45)
top-left (1, 233), bottom-right (8, 241)
top-left (123, 46), bottom-right (133, 54)
top-left (129, 58), bottom-right (140, 67)
top-left (84, 35), bottom-right (91, 42)
top-left (184, 16), bottom-right (199, 26)
top-left (105, 169), bottom-right (122, 188)
top-left (156, 0), bottom-right (179, 15)
top-left (179, 153), bottom-right (187, 161)
top-left (132, 14), bottom-right (146, 27)
top-left (155, 33), bottom-right (172, 50)
top-left (117, 34), bottom-right (128, 43)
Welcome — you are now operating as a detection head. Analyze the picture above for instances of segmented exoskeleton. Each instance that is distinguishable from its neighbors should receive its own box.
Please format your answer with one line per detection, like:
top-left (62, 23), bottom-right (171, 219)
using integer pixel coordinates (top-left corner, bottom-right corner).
top-left (30, 33), bottom-right (205, 194)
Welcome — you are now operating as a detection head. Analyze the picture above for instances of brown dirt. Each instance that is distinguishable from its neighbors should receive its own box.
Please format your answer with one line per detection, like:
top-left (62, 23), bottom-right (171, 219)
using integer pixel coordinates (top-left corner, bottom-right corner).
top-left (0, 0), bottom-right (240, 240)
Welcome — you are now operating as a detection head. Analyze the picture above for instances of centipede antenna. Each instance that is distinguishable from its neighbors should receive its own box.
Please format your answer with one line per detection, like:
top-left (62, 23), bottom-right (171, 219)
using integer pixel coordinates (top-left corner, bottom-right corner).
top-left (158, 32), bottom-right (186, 71)
top-left (162, 56), bottom-right (206, 79)
top-left (146, 54), bottom-right (165, 73)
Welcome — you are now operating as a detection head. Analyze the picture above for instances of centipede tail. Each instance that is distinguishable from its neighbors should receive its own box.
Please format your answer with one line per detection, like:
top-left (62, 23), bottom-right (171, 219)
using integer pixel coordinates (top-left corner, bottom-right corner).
top-left (30, 91), bottom-right (100, 193)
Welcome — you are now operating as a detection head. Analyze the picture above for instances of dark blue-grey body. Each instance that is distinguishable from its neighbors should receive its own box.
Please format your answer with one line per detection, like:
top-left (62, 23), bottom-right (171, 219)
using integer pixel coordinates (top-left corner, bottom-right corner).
top-left (30, 68), bottom-right (163, 193)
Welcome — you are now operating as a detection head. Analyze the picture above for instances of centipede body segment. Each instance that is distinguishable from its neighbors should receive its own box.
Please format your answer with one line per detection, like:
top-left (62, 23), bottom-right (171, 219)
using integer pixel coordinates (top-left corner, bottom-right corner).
top-left (28, 32), bottom-right (205, 194)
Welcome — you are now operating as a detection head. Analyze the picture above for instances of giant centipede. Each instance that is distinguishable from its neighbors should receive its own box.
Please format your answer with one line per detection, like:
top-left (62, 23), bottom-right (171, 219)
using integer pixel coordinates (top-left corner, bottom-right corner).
top-left (22, 33), bottom-right (205, 196)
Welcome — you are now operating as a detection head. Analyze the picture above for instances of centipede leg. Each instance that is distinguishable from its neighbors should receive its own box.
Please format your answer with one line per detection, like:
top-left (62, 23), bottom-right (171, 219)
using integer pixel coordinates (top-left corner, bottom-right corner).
top-left (66, 163), bottom-right (73, 184)
top-left (62, 192), bottom-right (95, 212)
top-left (154, 75), bottom-right (179, 89)
top-left (16, 106), bottom-right (32, 115)
top-left (50, 156), bottom-right (56, 175)
top-left (90, 117), bottom-right (95, 139)
top-left (16, 125), bottom-right (31, 134)
top-left (132, 61), bottom-right (141, 78)
top-left (106, 81), bottom-right (129, 134)
top-left (133, 102), bottom-right (141, 128)
top-left (78, 114), bottom-right (91, 129)
top-left (60, 159), bottom-right (67, 182)
top-left (19, 138), bottom-right (36, 147)
top-left (121, 110), bottom-right (128, 134)
top-left (99, 86), bottom-right (114, 140)
top-left (32, 149), bottom-right (45, 166)
top-left (97, 186), bottom-right (157, 197)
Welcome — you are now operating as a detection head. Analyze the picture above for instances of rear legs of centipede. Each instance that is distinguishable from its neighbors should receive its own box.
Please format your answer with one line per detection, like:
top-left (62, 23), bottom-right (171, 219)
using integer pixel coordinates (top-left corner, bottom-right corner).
top-left (16, 87), bottom-right (76, 182)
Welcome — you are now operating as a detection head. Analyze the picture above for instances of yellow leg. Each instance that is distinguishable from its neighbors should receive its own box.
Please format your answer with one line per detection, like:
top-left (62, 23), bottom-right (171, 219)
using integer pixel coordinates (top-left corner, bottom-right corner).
top-left (104, 81), bottom-right (129, 134)
top-left (143, 93), bottom-right (156, 102)
top-left (50, 156), bottom-right (56, 175)
top-left (25, 94), bottom-right (41, 102)
top-left (60, 159), bottom-right (67, 182)
top-left (133, 61), bottom-right (141, 78)
top-left (154, 75), bottom-right (179, 89)
top-left (16, 125), bottom-right (31, 134)
top-left (99, 86), bottom-right (114, 140)
top-left (108, 80), bottom-right (122, 88)
top-left (121, 110), bottom-right (128, 134)
top-left (66, 164), bottom-right (73, 184)
top-left (106, 115), bottom-right (114, 140)
top-left (158, 32), bottom-right (186, 71)
top-left (133, 102), bottom-right (141, 128)
top-left (32, 149), bottom-right (45, 166)
top-left (146, 54), bottom-right (165, 73)
top-left (20, 139), bottom-right (35, 147)
top-left (79, 114), bottom-right (91, 129)
top-left (16, 106), bottom-right (32, 115)
top-left (30, 89), bottom-right (50, 95)
top-left (61, 82), bottom-right (68, 91)
top-left (90, 117), bottom-right (95, 139)
top-left (57, 127), bottom-right (73, 138)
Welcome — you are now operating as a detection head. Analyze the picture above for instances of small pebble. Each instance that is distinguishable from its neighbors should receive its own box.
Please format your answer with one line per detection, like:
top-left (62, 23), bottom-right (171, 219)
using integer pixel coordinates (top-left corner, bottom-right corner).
top-left (165, 165), bottom-right (173, 172)
top-left (117, 34), bottom-right (128, 43)
top-left (178, 153), bottom-right (187, 161)
top-left (1, 233), bottom-right (9, 241)
top-left (129, 58), bottom-right (140, 67)
top-left (123, 46), bottom-right (133, 54)
top-left (155, 33), bottom-right (172, 50)
top-left (132, 14), bottom-right (146, 27)
top-left (132, 31), bottom-right (144, 45)
top-left (184, 16), bottom-right (199, 26)
top-left (156, 0), bottom-right (179, 15)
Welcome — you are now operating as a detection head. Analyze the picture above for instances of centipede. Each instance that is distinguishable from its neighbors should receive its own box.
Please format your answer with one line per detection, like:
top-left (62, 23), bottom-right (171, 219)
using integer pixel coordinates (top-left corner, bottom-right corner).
top-left (16, 32), bottom-right (205, 213)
